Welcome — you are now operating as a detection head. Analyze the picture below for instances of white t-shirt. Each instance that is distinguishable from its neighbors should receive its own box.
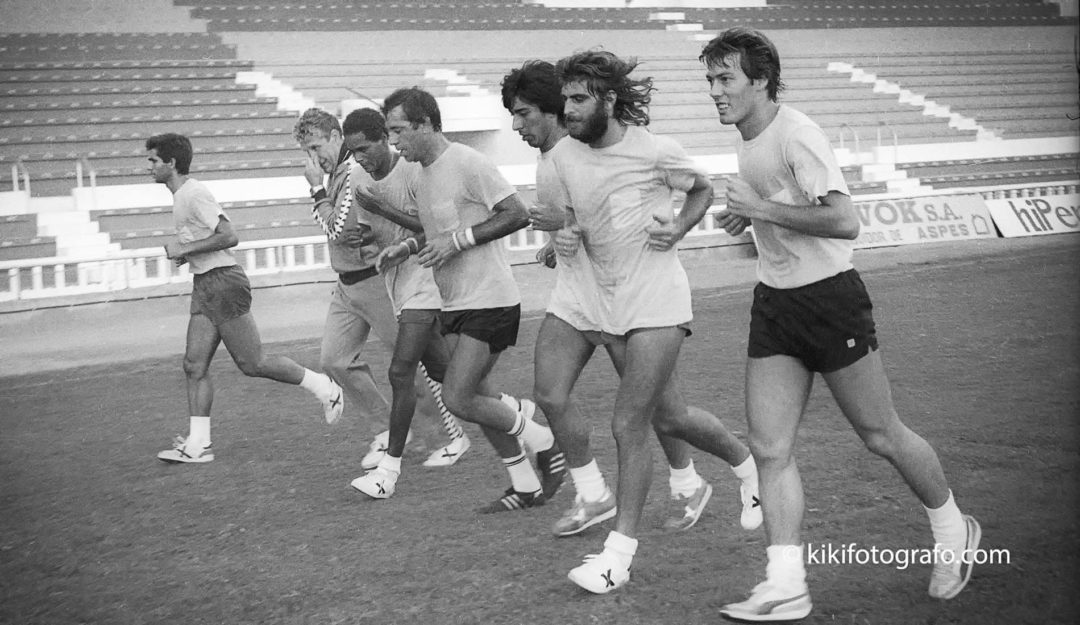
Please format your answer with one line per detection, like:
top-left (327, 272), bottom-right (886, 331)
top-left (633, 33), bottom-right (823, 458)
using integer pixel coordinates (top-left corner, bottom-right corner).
top-left (353, 158), bottom-right (441, 315)
top-left (416, 142), bottom-right (521, 311)
top-left (537, 138), bottom-right (601, 332)
top-left (172, 178), bottom-right (236, 275)
top-left (737, 105), bottom-right (853, 288)
top-left (550, 126), bottom-right (699, 334)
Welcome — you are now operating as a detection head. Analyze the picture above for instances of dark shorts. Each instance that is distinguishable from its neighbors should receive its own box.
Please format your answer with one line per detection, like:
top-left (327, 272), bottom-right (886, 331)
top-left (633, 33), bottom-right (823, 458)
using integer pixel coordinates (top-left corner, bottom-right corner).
top-left (190, 264), bottom-right (251, 327)
top-left (748, 269), bottom-right (878, 373)
top-left (398, 308), bottom-right (440, 326)
top-left (439, 304), bottom-right (520, 354)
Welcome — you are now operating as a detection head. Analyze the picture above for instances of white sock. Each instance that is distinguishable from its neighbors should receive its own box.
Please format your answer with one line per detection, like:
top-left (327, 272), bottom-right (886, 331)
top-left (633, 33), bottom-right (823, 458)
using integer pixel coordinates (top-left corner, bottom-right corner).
top-left (731, 454), bottom-right (757, 483)
top-left (925, 490), bottom-right (966, 553)
top-left (378, 454), bottom-right (402, 475)
top-left (502, 452), bottom-right (542, 494)
top-left (299, 369), bottom-right (331, 400)
top-left (507, 408), bottom-right (554, 452)
top-left (569, 459), bottom-right (609, 503)
top-left (668, 459), bottom-right (703, 498)
top-left (188, 416), bottom-right (211, 445)
top-left (766, 544), bottom-right (806, 588)
top-left (603, 531), bottom-right (638, 570)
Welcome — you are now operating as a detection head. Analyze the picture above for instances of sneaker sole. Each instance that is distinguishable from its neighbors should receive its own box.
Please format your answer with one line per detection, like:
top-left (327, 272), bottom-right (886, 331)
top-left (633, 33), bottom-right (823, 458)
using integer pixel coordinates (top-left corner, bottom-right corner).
top-left (157, 452), bottom-right (214, 464)
top-left (719, 595), bottom-right (813, 622)
top-left (934, 514), bottom-right (982, 600)
top-left (554, 505), bottom-right (617, 537)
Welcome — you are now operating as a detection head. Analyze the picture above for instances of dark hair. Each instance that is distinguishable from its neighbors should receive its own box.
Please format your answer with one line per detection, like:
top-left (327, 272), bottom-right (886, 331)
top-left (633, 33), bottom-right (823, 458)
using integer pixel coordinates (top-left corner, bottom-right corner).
top-left (145, 133), bottom-right (193, 175)
top-left (342, 107), bottom-right (387, 141)
top-left (381, 87), bottom-right (442, 132)
top-left (293, 107), bottom-right (341, 143)
top-left (501, 60), bottom-right (564, 122)
top-left (555, 50), bottom-right (653, 126)
top-left (699, 27), bottom-right (785, 101)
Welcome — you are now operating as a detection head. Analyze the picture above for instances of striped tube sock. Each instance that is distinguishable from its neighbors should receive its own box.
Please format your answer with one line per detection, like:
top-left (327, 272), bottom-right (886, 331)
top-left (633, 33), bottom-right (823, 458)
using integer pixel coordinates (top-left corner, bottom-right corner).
top-left (502, 451), bottom-right (542, 495)
top-left (418, 363), bottom-right (465, 440)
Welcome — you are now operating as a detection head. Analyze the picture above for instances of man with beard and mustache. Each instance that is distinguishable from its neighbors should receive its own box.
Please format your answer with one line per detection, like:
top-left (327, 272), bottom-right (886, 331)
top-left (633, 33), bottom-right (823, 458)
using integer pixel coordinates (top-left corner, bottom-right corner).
top-left (376, 87), bottom-right (566, 513)
top-left (701, 28), bottom-right (980, 621)
top-left (546, 51), bottom-right (761, 594)
top-left (500, 60), bottom-right (763, 544)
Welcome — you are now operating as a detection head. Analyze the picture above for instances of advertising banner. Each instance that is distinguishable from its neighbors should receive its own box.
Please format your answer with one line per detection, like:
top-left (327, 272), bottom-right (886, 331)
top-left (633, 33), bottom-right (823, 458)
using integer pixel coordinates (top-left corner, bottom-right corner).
top-left (985, 194), bottom-right (1080, 237)
top-left (852, 194), bottom-right (998, 249)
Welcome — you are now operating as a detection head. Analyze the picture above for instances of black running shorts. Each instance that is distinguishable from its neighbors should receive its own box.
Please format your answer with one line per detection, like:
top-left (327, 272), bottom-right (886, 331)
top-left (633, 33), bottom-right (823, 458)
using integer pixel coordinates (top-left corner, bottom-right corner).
top-left (748, 269), bottom-right (878, 373)
top-left (439, 304), bottom-right (521, 354)
top-left (190, 264), bottom-right (251, 327)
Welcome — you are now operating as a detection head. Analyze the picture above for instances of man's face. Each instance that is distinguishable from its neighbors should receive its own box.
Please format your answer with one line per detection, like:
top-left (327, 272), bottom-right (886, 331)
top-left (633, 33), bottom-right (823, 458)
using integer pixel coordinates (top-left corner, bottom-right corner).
top-left (298, 128), bottom-right (342, 174)
top-left (343, 132), bottom-right (390, 174)
top-left (146, 148), bottom-right (173, 183)
top-left (385, 106), bottom-right (426, 163)
top-left (705, 53), bottom-right (761, 127)
top-left (561, 80), bottom-right (608, 145)
top-left (510, 96), bottom-right (559, 151)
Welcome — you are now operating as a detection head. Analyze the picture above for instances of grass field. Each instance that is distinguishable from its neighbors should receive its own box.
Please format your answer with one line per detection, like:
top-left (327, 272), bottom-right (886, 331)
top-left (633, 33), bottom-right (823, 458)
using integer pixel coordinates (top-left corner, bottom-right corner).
top-left (1, 238), bottom-right (1078, 625)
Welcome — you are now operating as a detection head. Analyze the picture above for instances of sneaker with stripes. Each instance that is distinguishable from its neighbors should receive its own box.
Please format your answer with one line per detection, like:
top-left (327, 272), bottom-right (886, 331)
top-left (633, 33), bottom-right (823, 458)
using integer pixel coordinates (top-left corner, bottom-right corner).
top-left (477, 487), bottom-right (545, 513)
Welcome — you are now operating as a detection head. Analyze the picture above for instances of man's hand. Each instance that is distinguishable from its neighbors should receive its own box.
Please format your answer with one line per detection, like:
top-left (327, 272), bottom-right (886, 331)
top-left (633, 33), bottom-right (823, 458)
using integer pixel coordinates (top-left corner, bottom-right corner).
top-left (528, 203), bottom-right (566, 232)
top-left (164, 241), bottom-right (187, 266)
top-left (536, 239), bottom-right (557, 268)
top-left (339, 225), bottom-right (374, 249)
top-left (376, 242), bottom-right (409, 273)
top-left (645, 214), bottom-right (685, 251)
top-left (554, 223), bottom-right (583, 258)
top-left (725, 177), bottom-right (764, 220)
top-left (418, 233), bottom-right (460, 268)
top-left (303, 151), bottom-right (324, 187)
top-left (714, 207), bottom-right (750, 236)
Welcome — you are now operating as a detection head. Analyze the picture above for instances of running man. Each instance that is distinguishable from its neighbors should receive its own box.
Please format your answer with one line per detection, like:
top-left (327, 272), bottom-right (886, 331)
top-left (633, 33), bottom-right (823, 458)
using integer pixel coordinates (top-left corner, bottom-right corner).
top-left (500, 60), bottom-right (761, 540)
top-left (377, 87), bottom-right (565, 512)
top-left (294, 108), bottom-right (465, 471)
top-left (545, 51), bottom-right (761, 594)
top-left (699, 28), bottom-right (981, 621)
top-left (337, 107), bottom-right (471, 499)
top-left (148, 132), bottom-right (342, 464)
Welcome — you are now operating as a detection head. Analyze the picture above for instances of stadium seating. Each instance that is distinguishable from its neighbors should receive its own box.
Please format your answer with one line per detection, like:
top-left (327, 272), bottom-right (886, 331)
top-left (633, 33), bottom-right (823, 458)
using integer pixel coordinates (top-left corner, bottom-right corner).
top-left (897, 153), bottom-right (1080, 190)
top-left (0, 213), bottom-right (57, 260)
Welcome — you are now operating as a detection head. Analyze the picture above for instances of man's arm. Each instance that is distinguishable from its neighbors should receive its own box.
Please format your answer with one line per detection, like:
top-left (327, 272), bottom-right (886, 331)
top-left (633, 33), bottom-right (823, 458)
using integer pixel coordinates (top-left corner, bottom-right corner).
top-left (164, 216), bottom-right (238, 261)
top-left (725, 178), bottom-right (859, 240)
top-left (646, 171), bottom-right (714, 251)
top-left (355, 190), bottom-right (423, 233)
top-left (418, 193), bottom-right (529, 268)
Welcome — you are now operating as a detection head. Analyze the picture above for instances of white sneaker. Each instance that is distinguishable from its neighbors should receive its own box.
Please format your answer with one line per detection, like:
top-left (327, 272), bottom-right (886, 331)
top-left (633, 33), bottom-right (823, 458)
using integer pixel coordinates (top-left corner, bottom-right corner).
top-left (500, 393), bottom-right (536, 421)
top-left (568, 550), bottom-right (630, 594)
top-left (422, 434), bottom-right (471, 467)
top-left (350, 467), bottom-right (398, 499)
top-left (157, 436), bottom-right (213, 464)
top-left (361, 430), bottom-right (411, 470)
top-left (322, 378), bottom-right (344, 425)
top-left (929, 514), bottom-right (982, 599)
top-left (553, 490), bottom-right (617, 537)
top-left (663, 480), bottom-right (712, 532)
top-left (740, 481), bottom-right (763, 530)
top-left (720, 580), bottom-right (813, 622)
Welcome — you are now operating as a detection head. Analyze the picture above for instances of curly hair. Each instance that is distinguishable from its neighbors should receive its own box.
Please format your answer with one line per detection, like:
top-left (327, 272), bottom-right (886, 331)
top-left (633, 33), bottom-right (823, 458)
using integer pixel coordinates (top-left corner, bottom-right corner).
top-left (501, 60), bottom-right (564, 122)
top-left (555, 50), bottom-right (654, 126)
top-left (699, 27), bottom-right (785, 102)
top-left (292, 107), bottom-right (341, 144)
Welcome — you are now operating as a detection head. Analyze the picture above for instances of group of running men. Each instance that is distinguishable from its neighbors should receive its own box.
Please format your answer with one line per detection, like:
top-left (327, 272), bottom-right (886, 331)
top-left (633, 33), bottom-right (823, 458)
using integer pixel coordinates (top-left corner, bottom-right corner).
top-left (149, 27), bottom-right (980, 622)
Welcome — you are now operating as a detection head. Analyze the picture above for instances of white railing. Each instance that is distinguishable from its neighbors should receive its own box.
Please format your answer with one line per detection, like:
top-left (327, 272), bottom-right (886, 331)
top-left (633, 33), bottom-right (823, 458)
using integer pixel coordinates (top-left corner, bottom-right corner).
top-left (1, 236), bottom-right (330, 303)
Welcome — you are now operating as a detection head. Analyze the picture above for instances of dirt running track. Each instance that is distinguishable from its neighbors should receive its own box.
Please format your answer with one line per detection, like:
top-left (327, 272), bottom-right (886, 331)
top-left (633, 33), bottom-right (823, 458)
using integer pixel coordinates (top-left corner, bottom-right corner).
top-left (1, 236), bottom-right (1077, 624)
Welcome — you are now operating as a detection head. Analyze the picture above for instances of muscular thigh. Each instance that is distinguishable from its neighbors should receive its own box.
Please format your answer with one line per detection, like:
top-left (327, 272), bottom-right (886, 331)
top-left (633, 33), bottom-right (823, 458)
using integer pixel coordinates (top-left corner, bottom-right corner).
top-left (535, 313), bottom-right (596, 398)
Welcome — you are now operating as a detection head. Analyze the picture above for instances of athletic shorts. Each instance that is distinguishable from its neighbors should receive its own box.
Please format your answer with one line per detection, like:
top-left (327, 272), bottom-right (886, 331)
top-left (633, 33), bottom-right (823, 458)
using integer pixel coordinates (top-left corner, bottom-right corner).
top-left (748, 269), bottom-right (878, 373)
top-left (190, 264), bottom-right (251, 327)
top-left (439, 304), bottom-right (520, 354)
top-left (398, 308), bottom-right (439, 326)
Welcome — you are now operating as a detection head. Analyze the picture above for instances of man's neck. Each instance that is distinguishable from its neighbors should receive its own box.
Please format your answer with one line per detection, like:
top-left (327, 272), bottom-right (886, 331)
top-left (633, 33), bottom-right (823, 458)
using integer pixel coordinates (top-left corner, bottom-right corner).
top-left (166, 174), bottom-right (188, 194)
top-left (589, 121), bottom-right (627, 150)
top-left (737, 101), bottom-right (781, 141)
top-left (372, 151), bottom-right (398, 181)
top-left (539, 127), bottom-right (569, 154)
top-left (420, 134), bottom-right (451, 167)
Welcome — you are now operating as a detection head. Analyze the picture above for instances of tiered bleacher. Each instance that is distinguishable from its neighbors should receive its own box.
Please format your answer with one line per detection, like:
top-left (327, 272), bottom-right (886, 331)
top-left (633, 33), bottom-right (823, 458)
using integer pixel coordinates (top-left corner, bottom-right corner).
top-left (0, 0), bottom-right (1077, 304)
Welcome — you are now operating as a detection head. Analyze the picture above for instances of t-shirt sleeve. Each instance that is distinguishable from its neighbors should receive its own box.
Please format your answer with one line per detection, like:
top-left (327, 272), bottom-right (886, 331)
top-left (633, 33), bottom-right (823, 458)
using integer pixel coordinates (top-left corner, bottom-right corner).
top-left (655, 134), bottom-right (705, 194)
top-left (191, 185), bottom-right (227, 229)
top-left (465, 149), bottom-right (516, 210)
top-left (785, 125), bottom-right (850, 202)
